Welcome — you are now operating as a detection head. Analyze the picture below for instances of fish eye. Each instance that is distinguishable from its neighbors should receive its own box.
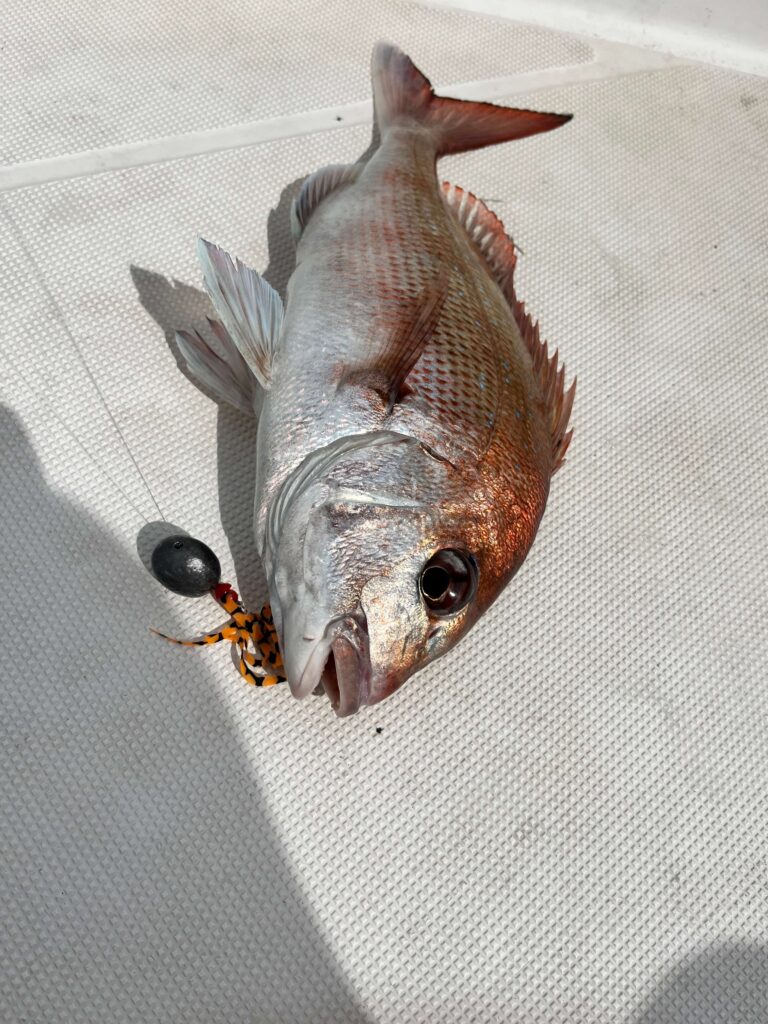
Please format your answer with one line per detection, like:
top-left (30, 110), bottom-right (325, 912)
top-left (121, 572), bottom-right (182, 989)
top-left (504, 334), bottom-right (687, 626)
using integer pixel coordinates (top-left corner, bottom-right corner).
top-left (419, 549), bottom-right (477, 616)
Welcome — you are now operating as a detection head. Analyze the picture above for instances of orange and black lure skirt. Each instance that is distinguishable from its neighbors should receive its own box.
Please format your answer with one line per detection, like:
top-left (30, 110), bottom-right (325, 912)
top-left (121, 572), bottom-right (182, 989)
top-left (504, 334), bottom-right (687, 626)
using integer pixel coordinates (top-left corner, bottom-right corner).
top-left (152, 582), bottom-right (286, 687)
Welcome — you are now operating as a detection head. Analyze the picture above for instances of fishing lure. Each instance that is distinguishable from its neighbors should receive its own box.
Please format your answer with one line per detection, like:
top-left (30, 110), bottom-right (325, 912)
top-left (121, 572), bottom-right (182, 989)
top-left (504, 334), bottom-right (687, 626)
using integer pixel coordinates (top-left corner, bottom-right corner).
top-left (153, 583), bottom-right (286, 688)
top-left (150, 534), bottom-right (286, 688)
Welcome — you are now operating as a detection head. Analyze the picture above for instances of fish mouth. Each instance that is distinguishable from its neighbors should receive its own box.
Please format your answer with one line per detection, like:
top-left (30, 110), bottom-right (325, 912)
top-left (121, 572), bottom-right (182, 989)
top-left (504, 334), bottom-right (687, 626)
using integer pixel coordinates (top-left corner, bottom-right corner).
top-left (295, 612), bottom-right (371, 717)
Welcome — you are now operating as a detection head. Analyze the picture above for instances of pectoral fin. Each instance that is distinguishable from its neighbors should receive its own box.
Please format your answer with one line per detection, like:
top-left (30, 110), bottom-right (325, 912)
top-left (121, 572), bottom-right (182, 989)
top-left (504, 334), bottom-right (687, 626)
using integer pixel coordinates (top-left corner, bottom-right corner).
top-left (341, 275), bottom-right (448, 414)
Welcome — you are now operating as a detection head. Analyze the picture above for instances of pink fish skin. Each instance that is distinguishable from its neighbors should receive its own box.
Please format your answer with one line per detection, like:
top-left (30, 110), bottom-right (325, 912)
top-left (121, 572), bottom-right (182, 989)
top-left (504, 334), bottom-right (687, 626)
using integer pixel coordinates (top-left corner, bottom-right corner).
top-left (179, 43), bottom-right (575, 716)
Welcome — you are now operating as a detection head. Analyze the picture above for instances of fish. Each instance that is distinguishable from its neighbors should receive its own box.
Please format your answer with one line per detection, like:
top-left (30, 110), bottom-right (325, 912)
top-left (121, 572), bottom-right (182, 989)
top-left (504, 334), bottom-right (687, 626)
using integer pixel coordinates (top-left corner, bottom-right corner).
top-left (175, 42), bottom-right (575, 717)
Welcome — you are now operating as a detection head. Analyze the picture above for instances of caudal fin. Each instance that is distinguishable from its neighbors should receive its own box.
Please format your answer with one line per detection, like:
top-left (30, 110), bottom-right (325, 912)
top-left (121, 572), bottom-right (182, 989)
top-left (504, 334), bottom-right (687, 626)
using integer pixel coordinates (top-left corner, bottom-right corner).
top-left (372, 42), bottom-right (572, 157)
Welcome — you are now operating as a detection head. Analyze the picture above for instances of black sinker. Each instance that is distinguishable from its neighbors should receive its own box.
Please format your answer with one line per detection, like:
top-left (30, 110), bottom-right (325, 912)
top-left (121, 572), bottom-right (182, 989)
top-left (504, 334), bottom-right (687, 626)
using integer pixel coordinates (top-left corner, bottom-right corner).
top-left (151, 535), bottom-right (221, 597)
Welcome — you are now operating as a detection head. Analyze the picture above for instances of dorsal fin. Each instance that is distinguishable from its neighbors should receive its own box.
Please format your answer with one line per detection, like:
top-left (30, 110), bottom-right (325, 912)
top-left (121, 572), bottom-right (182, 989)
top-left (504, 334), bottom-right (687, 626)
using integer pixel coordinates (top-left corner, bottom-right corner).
top-left (441, 182), bottom-right (517, 297)
top-left (291, 163), bottom-right (361, 241)
top-left (441, 182), bottom-right (575, 471)
top-left (511, 298), bottom-right (576, 471)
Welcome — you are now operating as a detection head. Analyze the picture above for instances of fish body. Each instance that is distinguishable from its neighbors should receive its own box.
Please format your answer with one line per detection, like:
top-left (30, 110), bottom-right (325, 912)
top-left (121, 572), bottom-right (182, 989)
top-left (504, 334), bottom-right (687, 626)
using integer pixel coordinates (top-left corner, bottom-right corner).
top-left (177, 44), bottom-right (575, 716)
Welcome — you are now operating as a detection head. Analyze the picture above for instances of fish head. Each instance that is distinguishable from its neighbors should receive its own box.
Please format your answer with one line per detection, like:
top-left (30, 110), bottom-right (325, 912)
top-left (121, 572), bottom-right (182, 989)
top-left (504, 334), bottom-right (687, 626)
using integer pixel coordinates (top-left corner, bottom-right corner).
top-left (267, 429), bottom-right (537, 716)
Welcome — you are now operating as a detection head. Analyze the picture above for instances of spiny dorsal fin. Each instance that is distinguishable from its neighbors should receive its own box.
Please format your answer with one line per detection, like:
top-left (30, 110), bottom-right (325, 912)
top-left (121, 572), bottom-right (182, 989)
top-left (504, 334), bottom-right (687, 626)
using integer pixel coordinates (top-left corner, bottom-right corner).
top-left (441, 182), bottom-right (517, 297)
top-left (197, 238), bottom-right (283, 390)
top-left (511, 298), bottom-right (576, 472)
top-left (341, 275), bottom-right (448, 414)
top-left (441, 182), bottom-right (575, 471)
top-left (291, 163), bottom-right (361, 241)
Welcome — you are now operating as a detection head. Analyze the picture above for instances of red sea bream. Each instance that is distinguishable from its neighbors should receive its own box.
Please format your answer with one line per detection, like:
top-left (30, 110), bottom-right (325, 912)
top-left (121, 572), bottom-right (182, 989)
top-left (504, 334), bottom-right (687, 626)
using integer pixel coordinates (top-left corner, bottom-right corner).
top-left (176, 43), bottom-right (576, 716)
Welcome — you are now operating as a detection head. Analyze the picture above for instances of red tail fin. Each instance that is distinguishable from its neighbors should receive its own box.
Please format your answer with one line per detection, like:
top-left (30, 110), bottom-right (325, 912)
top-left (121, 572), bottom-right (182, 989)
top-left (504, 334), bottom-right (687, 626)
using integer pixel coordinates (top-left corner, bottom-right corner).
top-left (371, 42), bottom-right (572, 157)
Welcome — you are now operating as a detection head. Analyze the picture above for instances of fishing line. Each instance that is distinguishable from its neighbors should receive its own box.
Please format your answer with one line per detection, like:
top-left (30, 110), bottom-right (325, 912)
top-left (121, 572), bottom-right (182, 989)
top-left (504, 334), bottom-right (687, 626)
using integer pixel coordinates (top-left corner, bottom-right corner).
top-left (4, 360), bottom-right (155, 525)
top-left (1, 202), bottom-right (166, 524)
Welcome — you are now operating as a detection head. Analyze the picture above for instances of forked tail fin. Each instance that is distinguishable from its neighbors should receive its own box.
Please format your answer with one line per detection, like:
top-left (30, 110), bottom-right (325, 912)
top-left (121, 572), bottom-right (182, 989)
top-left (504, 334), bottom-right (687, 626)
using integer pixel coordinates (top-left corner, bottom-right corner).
top-left (372, 42), bottom-right (572, 157)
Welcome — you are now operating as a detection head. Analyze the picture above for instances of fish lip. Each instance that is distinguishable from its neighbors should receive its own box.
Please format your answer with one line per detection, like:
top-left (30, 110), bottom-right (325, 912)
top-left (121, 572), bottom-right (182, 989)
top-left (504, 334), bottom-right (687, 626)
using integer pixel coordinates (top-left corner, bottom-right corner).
top-left (293, 635), bottom-right (333, 700)
top-left (292, 611), bottom-right (371, 715)
top-left (325, 614), bottom-right (371, 717)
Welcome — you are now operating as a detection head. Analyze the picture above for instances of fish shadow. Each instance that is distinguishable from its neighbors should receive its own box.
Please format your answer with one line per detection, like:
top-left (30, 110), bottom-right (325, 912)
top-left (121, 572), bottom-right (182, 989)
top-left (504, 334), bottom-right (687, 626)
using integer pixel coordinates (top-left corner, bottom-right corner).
top-left (130, 174), bottom-right (304, 611)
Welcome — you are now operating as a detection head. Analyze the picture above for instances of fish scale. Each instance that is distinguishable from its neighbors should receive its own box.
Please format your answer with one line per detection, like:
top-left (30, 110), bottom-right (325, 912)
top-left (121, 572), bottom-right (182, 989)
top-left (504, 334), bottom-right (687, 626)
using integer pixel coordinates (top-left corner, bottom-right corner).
top-left (327, 151), bottom-right (506, 459)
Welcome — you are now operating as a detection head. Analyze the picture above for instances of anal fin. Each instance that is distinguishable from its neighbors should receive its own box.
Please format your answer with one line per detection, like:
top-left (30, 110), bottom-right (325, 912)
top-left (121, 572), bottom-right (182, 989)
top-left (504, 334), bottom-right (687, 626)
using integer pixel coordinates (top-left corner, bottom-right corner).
top-left (291, 163), bottom-right (361, 241)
